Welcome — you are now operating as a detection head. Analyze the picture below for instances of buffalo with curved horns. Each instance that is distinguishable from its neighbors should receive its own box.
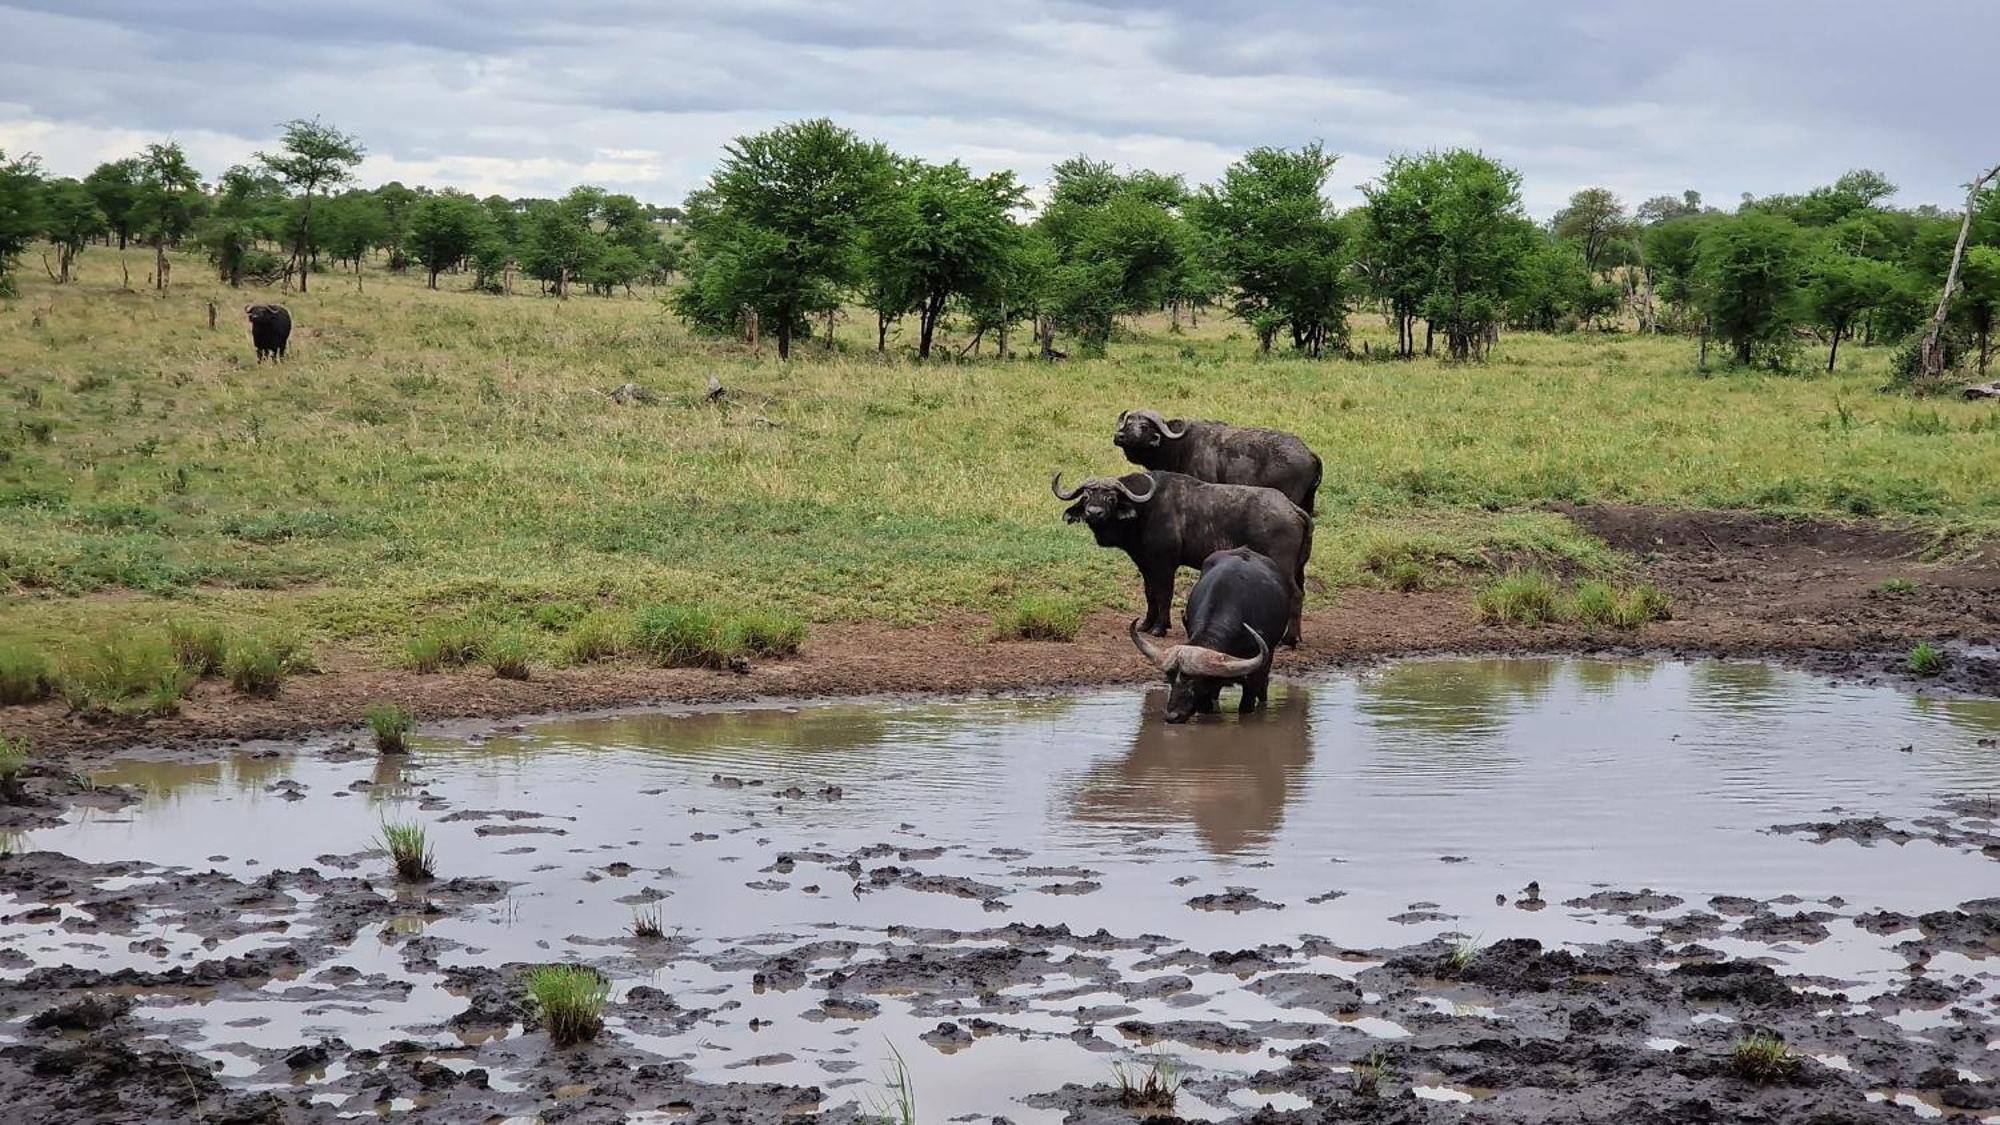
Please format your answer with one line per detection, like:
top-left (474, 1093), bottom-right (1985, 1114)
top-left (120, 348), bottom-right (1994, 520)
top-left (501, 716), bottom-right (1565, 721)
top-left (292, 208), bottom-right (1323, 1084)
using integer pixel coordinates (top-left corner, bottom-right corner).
top-left (1131, 547), bottom-right (1290, 722)
top-left (1053, 470), bottom-right (1311, 644)
top-left (247, 304), bottom-right (291, 363)
top-left (1113, 409), bottom-right (1322, 513)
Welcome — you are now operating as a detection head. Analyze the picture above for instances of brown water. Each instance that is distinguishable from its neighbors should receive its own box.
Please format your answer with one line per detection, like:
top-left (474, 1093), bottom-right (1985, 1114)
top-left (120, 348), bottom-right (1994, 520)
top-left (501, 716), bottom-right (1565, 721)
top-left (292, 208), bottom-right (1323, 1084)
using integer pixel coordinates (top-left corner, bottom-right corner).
top-left (7, 658), bottom-right (2000, 1121)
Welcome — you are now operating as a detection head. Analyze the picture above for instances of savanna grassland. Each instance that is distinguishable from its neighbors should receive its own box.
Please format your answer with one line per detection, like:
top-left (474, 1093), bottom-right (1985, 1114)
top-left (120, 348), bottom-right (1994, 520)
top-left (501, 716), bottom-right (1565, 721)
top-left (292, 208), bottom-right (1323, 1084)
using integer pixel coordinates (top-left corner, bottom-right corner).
top-left (2, 248), bottom-right (1997, 716)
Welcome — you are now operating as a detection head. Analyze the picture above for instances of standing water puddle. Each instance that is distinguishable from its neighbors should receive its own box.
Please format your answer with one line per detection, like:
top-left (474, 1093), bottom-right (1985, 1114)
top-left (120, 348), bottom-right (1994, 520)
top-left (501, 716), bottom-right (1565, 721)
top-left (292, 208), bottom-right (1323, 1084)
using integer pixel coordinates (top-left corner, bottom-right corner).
top-left (5, 658), bottom-right (1999, 1122)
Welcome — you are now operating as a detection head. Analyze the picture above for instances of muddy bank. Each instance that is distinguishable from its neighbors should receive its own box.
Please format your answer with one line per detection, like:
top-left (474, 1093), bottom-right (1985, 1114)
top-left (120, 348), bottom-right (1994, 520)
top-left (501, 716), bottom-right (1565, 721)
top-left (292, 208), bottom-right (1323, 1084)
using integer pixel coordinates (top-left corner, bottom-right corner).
top-left (6, 504), bottom-right (1996, 761)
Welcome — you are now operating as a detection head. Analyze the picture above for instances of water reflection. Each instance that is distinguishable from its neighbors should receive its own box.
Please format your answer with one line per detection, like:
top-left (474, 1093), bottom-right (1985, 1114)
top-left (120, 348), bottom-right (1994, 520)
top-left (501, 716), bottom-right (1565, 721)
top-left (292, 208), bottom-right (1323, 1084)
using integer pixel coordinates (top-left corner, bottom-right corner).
top-left (1689, 661), bottom-right (1786, 712)
top-left (1353, 659), bottom-right (1565, 775)
top-left (1914, 696), bottom-right (2000, 738)
top-left (92, 753), bottom-right (296, 805)
top-left (1069, 685), bottom-right (1313, 855)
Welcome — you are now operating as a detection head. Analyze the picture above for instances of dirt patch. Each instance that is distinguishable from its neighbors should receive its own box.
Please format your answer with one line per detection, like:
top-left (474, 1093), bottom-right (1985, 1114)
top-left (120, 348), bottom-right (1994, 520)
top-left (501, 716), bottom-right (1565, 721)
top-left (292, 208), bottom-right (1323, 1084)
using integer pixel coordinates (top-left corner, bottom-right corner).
top-left (4, 504), bottom-right (1996, 760)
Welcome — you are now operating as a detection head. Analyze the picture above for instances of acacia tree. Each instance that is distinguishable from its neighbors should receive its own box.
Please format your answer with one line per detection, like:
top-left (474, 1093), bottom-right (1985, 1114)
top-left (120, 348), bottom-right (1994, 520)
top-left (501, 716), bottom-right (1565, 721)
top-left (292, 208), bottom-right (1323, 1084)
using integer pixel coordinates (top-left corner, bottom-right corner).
top-left (1359, 154), bottom-right (1444, 357)
top-left (1420, 151), bottom-right (1530, 359)
top-left (1190, 142), bottom-right (1352, 356)
top-left (84, 158), bottom-right (142, 249)
top-left (133, 142), bottom-right (201, 291)
top-left (1956, 245), bottom-right (2000, 375)
top-left (0, 151), bottom-right (44, 291)
top-left (674, 119), bottom-right (893, 358)
top-left (1029, 157), bottom-right (1187, 355)
top-left (1552, 187), bottom-right (1633, 274)
top-left (1805, 251), bottom-right (1900, 371)
top-left (869, 159), bottom-right (1026, 359)
top-left (1696, 211), bottom-right (1807, 366)
top-left (257, 118), bottom-right (364, 291)
top-left (406, 191), bottom-right (490, 288)
top-left (41, 178), bottom-right (107, 283)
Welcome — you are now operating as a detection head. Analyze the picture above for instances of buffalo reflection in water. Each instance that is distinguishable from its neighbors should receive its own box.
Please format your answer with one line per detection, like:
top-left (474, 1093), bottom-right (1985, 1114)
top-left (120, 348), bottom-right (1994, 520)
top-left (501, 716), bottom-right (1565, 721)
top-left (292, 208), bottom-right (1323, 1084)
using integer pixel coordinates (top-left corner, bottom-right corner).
top-left (1069, 684), bottom-right (1313, 856)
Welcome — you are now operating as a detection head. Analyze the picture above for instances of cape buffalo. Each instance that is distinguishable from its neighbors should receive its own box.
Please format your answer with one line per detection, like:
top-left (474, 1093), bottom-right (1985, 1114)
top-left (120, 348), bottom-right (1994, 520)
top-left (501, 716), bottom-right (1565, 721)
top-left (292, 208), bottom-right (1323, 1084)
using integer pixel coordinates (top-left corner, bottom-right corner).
top-left (1052, 470), bottom-right (1311, 644)
top-left (1130, 546), bottom-right (1289, 722)
top-left (247, 304), bottom-right (291, 362)
top-left (1113, 410), bottom-right (1322, 513)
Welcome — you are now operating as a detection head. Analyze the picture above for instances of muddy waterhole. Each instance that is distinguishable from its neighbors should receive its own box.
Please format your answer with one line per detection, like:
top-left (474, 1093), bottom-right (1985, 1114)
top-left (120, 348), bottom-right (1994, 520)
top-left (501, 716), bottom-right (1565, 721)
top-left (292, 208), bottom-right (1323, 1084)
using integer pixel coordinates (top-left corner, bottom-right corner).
top-left (5, 658), bottom-right (1999, 1123)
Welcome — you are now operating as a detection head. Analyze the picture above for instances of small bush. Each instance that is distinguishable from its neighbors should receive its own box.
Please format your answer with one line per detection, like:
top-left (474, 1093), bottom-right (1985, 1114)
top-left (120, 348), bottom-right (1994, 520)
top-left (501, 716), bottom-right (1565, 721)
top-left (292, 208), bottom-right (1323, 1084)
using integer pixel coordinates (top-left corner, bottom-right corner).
top-left (990, 594), bottom-right (1087, 642)
top-left (1564, 580), bottom-right (1621, 627)
top-left (1730, 1032), bottom-right (1798, 1083)
top-left (367, 702), bottom-right (416, 754)
top-left (1617, 583), bottom-right (1673, 626)
top-left (559, 611), bottom-right (628, 665)
top-left (0, 641), bottom-right (56, 704)
top-left (524, 965), bottom-right (610, 1047)
top-left (486, 630), bottom-right (534, 680)
top-left (1111, 1051), bottom-right (1182, 1112)
top-left (224, 633), bottom-right (291, 697)
top-left (631, 602), bottom-right (806, 669)
top-left (1876, 577), bottom-right (1917, 594)
top-left (59, 634), bottom-right (195, 717)
top-left (165, 619), bottom-right (229, 675)
top-left (377, 821), bottom-right (434, 881)
top-left (1476, 570), bottom-right (1561, 625)
top-left (405, 620), bottom-right (489, 673)
top-left (1907, 642), bottom-right (1945, 677)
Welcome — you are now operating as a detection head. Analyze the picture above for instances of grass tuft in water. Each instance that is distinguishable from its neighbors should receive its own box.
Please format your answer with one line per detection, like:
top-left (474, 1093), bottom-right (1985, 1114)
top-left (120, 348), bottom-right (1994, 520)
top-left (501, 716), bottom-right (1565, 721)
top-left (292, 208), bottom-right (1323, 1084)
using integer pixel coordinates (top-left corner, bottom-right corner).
top-left (1444, 935), bottom-right (1482, 977)
top-left (367, 702), bottom-right (416, 754)
top-left (1351, 1049), bottom-right (1395, 1098)
top-left (524, 964), bottom-right (610, 1047)
top-left (629, 906), bottom-right (665, 940)
top-left (1475, 570), bottom-right (1561, 624)
top-left (485, 630), bottom-right (534, 680)
top-left (630, 601), bottom-right (806, 669)
top-left (864, 1042), bottom-right (917, 1125)
top-left (1111, 1050), bottom-right (1183, 1113)
top-left (377, 821), bottom-right (434, 881)
top-left (58, 633), bottom-right (195, 717)
top-left (0, 641), bottom-right (56, 705)
top-left (1730, 1031), bottom-right (1799, 1082)
top-left (1906, 642), bottom-right (1945, 677)
top-left (990, 593), bottom-right (1089, 642)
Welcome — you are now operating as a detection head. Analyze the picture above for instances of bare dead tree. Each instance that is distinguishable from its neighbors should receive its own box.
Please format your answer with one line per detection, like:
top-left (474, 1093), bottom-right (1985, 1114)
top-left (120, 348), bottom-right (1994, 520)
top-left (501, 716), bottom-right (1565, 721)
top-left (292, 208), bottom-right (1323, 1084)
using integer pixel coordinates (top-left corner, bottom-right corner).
top-left (1919, 162), bottom-right (2000, 385)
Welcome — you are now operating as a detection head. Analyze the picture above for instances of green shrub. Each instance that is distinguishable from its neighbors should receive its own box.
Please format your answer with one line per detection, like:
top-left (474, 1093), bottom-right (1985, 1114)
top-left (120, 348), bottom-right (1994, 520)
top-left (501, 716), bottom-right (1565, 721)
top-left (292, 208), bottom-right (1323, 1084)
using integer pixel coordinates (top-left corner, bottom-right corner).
top-left (0, 641), bottom-right (55, 704)
top-left (631, 602), bottom-right (806, 669)
top-left (990, 594), bottom-right (1088, 642)
top-left (524, 965), bottom-right (611, 1046)
top-left (486, 630), bottom-right (534, 680)
top-left (59, 633), bottom-right (195, 717)
top-left (405, 620), bottom-right (489, 673)
top-left (1564, 580), bottom-right (1620, 627)
top-left (1476, 570), bottom-right (1561, 625)
top-left (165, 619), bottom-right (229, 675)
top-left (559, 611), bottom-right (628, 665)
top-left (1876, 577), bottom-right (1916, 594)
top-left (1907, 642), bottom-right (1945, 677)
top-left (367, 702), bottom-right (416, 754)
top-left (1617, 584), bottom-right (1673, 626)
top-left (224, 636), bottom-right (288, 697)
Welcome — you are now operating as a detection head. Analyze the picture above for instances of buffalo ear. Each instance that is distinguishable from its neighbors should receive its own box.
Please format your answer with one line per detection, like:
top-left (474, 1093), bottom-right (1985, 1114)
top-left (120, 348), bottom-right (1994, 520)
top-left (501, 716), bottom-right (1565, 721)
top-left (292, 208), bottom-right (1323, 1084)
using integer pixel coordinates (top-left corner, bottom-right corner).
top-left (1062, 504), bottom-right (1083, 524)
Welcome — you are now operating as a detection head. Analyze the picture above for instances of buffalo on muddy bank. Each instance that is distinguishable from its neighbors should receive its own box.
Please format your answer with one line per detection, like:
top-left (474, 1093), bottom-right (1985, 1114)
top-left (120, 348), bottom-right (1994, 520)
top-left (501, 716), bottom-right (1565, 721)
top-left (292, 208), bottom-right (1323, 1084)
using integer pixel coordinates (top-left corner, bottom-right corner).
top-left (1052, 470), bottom-right (1312, 645)
top-left (1113, 409), bottom-right (1323, 514)
top-left (1130, 546), bottom-right (1288, 722)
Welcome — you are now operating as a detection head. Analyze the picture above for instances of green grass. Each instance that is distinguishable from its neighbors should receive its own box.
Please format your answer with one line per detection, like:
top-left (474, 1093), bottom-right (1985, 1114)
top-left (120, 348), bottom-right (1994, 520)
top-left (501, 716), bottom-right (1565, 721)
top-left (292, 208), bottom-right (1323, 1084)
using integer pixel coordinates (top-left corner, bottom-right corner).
top-left (1876, 576), bottom-right (1917, 594)
top-left (990, 593), bottom-right (1090, 641)
top-left (1444, 936), bottom-right (1481, 976)
top-left (165, 619), bottom-right (229, 676)
top-left (223, 632), bottom-right (292, 697)
top-left (1351, 1049), bottom-right (1395, 1098)
top-left (559, 610), bottom-right (628, 664)
top-left (377, 821), bottom-right (434, 881)
top-left (865, 1043), bottom-right (918, 1125)
top-left (1111, 1051), bottom-right (1183, 1113)
top-left (404, 619), bottom-right (489, 673)
top-left (57, 633), bottom-right (195, 717)
top-left (485, 629), bottom-right (534, 680)
top-left (1476, 570), bottom-right (1562, 624)
top-left (524, 965), bottom-right (611, 1047)
top-left (1907, 642), bottom-right (1945, 677)
top-left (2, 246), bottom-right (1996, 670)
top-left (1564, 580), bottom-right (1673, 628)
top-left (366, 702), bottom-right (415, 753)
top-left (629, 601), bottom-right (806, 669)
top-left (0, 641), bottom-right (55, 704)
top-left (1730, 1032), bottom-right (1799, 1083)
top-left (0, 735), bottom-right (27, 797)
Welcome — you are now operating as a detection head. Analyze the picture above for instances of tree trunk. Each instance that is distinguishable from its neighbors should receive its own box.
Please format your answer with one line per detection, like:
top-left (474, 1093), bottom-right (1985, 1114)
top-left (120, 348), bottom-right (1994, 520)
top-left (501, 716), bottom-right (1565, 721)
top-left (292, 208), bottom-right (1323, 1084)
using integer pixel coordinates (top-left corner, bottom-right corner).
top-left (824, 307), bottom-right (836, 351)
top-left (1698, 320), bottom-right (1710, 370)
top-left (207, 300), bottom-right (217, 331)
top-left (154, 241), bottom-right (168, 291)
top-left (877, 310), bottom-right (889, 353)
top-left (1827, 318), bottom-right (1844, 373)
top-left (1735, 337), bottom-right (1751, 366)
top-left (1169, 300), bottom-right (1181, 331)
top-left (1039, 317), bottom-right (1055, 360)
top-left (777, 312), bottom-right (792, 360)
top-left (1920, 162), bottom-right (2000, 385)
top-left (1424, 321), bottom-right (1434, 357)
top-left (996, 304), bottom-right (1008, 359)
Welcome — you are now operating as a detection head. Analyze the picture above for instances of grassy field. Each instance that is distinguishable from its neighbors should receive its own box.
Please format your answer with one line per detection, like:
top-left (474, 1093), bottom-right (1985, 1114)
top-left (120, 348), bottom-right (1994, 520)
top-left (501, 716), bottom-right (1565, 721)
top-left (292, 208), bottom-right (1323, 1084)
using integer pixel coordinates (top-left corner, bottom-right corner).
top-left (2, 247), bottom-right (1996, 697)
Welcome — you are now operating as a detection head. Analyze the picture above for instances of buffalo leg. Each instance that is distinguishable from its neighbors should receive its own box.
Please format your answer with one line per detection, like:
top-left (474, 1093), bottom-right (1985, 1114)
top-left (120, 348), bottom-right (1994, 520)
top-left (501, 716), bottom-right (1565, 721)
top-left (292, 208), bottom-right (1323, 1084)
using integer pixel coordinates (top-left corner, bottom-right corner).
top-left (1239, 673), bottom-right (1268, 713)
top-left (1141, 569), bottom-right (1174, 635)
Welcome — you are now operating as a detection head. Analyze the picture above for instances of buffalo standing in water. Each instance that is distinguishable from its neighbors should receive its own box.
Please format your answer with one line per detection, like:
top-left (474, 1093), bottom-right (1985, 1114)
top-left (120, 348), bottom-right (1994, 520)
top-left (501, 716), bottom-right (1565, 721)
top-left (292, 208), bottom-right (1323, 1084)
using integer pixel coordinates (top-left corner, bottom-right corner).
top-left (1130, 547), bottom-right (1289, 722)
top-left (247, 304), bottom-right (291, 362)
top-left (1113, 409), bottom-right (1322, 514)
top-left (1052, 470), bottom-right (1312, 645)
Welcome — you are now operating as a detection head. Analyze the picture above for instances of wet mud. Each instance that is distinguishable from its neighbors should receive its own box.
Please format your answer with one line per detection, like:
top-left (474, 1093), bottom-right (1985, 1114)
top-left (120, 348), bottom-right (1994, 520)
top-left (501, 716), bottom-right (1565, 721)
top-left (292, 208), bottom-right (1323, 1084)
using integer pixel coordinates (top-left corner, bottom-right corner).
top-left (4, 658), bottom-right (1999, 1122)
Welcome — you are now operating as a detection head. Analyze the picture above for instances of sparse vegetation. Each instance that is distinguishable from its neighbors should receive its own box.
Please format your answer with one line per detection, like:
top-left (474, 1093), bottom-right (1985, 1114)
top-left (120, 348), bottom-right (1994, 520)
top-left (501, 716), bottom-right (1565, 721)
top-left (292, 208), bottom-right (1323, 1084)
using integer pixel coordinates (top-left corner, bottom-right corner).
top-left (404, 620), bottom-right (489, 673)
top-left (629, 906), bottom-right (665, 940)
top-left (559, 611), bottom-right (628, 664)
top-left (1906, 642), bottom-right (1945, 677)
top-left (485, 629), bottom-right (534, 680)
top-left (1111, 1051), bottom-right (1183, 1114)
top-left (0, 642), bottom-right (55, 705)
top-left (377, 821), bottom-right (434, 881)
top-left (1476, 570), bottom-right (1561, 624)
top-left (524, 965), bottom-right (610, 1047)
top-left (223, 632), bottom-right (293, 697)
top-left (1444, 936), bottom-right (1481, 976)
top-left (864, 1042), bottom-right (917, 1125)
top-left (990, 593), bottom-right (1089, 642)
top-left (0, 735), bottom-right (28, 800)
top-left (1564, 580), bottom-right (1673, 628)
top-left (164, 619), bottom-right (229, 676)
top-left (366, 702), bottom-right (415, 754)
top-left (630, 601), bottom-right (806, 669)
top-left (1730, 1032), bottom-right (1800, 1083)
top-left (57, 633), bottom-right (194, 717)
top-left (1877, 577), bottom-right (1917, 594)
top-left (1351, 1050), bottom-right (1395, 1097)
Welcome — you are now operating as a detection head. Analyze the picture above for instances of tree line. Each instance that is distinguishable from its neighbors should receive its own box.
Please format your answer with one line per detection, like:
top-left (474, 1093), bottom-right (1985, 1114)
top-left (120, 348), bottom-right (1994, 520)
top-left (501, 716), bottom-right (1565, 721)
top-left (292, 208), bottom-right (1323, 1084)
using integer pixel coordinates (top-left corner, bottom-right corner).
top-left (2, 117), bottom-right (1995, 378)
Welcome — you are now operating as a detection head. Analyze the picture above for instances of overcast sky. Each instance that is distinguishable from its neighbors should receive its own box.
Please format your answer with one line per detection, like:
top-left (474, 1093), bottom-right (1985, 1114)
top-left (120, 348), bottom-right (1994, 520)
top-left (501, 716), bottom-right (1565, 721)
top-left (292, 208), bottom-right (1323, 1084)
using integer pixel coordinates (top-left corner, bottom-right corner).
top-left (2, 1), bottom-right (1994, 218)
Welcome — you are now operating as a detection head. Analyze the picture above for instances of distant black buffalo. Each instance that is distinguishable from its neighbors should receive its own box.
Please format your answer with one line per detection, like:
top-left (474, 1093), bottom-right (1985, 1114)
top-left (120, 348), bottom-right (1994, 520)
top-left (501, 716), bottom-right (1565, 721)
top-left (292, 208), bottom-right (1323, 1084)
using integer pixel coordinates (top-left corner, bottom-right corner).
top-left (1113, 410), bottom-right (1322, 513)
top-left (1130, 547), bottom-right (1289, 723)
top-left (1052, 470), bottom-right (1312, 645)
top-left (247, 304), bottom-right (291, 362)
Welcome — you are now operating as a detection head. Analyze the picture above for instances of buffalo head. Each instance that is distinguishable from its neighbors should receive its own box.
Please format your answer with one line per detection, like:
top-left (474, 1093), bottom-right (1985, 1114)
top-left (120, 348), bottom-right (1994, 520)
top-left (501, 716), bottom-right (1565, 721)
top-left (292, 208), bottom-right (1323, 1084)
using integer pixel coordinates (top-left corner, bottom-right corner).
top-left (1130, 619), bottom-right (1269, 723)
top-left (1051, 472), bottom-right (1155, 528)
top-left (1114, 409), bottom-right (1188, 451)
